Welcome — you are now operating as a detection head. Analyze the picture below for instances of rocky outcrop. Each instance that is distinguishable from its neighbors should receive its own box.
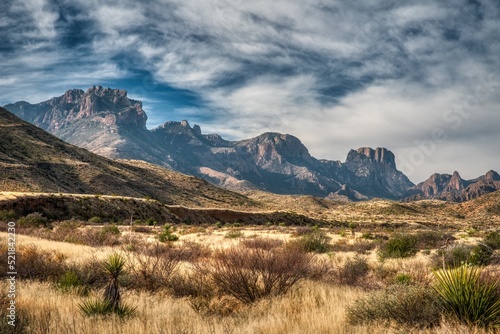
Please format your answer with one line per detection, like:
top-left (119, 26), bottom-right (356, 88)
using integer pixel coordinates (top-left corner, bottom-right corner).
top-left (5, 86), bottom-right (147, 132)
top-left (349, 147), bottom-right (396, 168)
top-left (405, 170), bottom-right (500, 202)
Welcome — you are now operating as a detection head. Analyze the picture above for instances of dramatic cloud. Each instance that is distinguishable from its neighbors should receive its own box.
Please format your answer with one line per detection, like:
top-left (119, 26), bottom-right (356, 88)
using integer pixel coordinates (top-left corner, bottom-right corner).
top-left (1, 0), bottom-right (499, 182)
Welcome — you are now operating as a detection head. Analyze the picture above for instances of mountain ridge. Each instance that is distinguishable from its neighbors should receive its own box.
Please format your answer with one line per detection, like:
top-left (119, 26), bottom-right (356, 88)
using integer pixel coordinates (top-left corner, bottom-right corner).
top-left (4, 87), bottom-right (498, 202)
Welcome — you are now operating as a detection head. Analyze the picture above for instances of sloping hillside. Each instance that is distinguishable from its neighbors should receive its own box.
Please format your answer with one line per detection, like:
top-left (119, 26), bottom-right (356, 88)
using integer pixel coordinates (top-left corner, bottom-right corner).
top-left (0, 107), bottom-right (255, 209)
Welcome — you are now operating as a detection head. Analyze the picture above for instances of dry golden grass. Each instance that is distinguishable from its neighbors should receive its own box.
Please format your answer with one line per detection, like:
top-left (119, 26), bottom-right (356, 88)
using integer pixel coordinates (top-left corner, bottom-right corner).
top-left (10, 278), bottom-right (498, 334)
top-left (0, 231), bottom-right (113, 261)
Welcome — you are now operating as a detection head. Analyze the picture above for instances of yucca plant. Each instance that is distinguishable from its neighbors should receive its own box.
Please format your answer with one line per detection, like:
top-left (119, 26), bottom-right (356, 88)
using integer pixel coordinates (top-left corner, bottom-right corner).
top-left (102, 253), bottom-right (125, 310)
top-left (433, 265), bottom-right (500, 328)
top-left (79, 254), bottom-right (137, 317)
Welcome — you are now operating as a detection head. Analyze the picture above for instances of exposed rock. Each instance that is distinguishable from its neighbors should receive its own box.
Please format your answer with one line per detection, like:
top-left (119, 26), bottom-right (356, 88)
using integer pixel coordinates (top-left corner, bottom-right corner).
top-left (405, 170), bottom-right (500, 202)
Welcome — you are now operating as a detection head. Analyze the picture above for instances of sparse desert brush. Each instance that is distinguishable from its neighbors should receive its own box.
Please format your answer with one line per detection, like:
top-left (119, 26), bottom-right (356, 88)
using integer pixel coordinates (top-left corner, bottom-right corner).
top-left (413, 230), bottom-right (455, 249)
top-left (224, 228), bottom-right (244, 239)
top-left (484, 231), bottom-right (500, 250)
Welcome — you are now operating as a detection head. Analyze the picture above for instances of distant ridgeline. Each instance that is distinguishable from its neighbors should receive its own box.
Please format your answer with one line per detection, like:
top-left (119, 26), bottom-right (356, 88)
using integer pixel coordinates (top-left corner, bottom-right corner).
top-left (4, 87), bottom-right (499, 202)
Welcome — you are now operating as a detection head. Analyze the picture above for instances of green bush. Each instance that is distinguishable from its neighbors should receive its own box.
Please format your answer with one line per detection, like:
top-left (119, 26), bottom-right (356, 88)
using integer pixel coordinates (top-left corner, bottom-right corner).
top-left (470, 243), bottom-right (493, 266)
top-left (378, 234), bottom-right (418, 259)
top-left (158, 225), bottom-right (179, 242)
top-left (484, 231), bottom-right (500, 250)
top-left (294, 228), bottom-right (331, 253)
top-left (433, 243), bottom-right (493, 269)
top-left (88, 216), bottom-right (103, 224)
top-left (0, 210), bottom-right (16, 222)
top-left (347, 284), bottom-right (441, 329)
top-left (57, 270), bottom-right (88, 295)
top-left (18, 212), bottom-right (49, 228)
top-left (224, 229), bottom-right (243, 239)
top-left (101, 224), bottom-right (120, 235)
top-left (433, 265), bottom-right (500, 327)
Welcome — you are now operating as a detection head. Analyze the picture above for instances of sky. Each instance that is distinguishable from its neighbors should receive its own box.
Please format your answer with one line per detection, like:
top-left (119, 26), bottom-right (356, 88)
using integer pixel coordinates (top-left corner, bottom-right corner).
top-left (0, 0), bottom-right (499, 183)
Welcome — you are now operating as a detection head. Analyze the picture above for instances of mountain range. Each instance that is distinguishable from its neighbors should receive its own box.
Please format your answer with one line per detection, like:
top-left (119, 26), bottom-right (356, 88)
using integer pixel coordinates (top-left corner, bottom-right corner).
top-left (4, 86), bottom-right (499, 202)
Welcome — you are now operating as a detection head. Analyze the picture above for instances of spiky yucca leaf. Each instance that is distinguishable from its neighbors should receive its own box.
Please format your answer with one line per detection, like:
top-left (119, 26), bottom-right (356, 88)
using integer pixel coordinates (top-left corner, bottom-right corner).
top-left (78, 299), bottom-right (112, 316)
top-left (433, 265), bottom-right (500, 328)
top-left (102, 253), bottom-right (126, 278)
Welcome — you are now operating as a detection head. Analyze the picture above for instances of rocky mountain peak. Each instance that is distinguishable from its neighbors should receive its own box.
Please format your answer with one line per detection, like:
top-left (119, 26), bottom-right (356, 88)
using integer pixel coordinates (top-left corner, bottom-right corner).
top-left (485, 170), bottom-right (500, 181)
top-left (447, 171), bottom-right (464, 192)
top-left (346, 147), bottom-right (396, 168)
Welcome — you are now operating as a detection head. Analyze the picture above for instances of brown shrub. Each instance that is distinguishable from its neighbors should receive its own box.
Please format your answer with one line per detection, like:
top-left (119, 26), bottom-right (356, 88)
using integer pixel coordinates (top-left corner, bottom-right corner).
top-left (125, 243), bottom-right (184, 291)
top-left (194, 244), bottom-right (313, 304)
top-left (1, 244), bottom-right (67, 281)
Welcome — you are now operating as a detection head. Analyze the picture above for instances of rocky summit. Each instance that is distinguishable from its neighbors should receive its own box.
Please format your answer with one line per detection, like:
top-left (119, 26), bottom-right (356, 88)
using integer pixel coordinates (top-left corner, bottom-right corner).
top-left (404, 170), bottom-right (500, 202)
top-left (4, 87), bottom-right (498, 202)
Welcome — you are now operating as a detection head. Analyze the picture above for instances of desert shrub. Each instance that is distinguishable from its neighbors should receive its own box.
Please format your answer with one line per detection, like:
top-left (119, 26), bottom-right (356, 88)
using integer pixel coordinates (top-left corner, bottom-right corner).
top-left (224, 229), bottom-right (243, 239)
top-left (88, 216), bottom-right (103, 224)
top-left (240, 238), bottom-right (283, 250)
top-left (17, 212), bottom-right (49, 228)
top-left (433, 265), bottom-right (500, 328)
top-left (125, 243), bottom-right (184, 291)
top-left (470, 243), bottom-right (494, 266)
top-left (158, 225), bottom-right (179, 242)
top-left (433, 243), bottom-right (493, 269)
top-left (292, 228), bottom-right (331, 253)
top-left (13, 244), bottom-right (67, 281)
top-left (347, 284), bottom-right (441, 329)
top-left (433, 244), bottom-right (473, 269)
top-left (378, 234), bottom-right (418, 259)
top-left (69, 256), bottom-right (108, 288)
top-left (101, 224), bottom-right (120, 235)
top-left (394, 273), bottom-right (412, 285)
top-left (414, 230), bottom-right (455, 249)
top-left (194, 244), bottom-right (312, 304)
top-left (334, 255), bottom-right (370, 287)
top-left (0, 209), bottom-right (17, 222)
top-left (484, 231), bottom-right (500, 250)
top-left (57, 270), bottom-right (88, 295)
top-left (330, 239), bottom-right (377, 254)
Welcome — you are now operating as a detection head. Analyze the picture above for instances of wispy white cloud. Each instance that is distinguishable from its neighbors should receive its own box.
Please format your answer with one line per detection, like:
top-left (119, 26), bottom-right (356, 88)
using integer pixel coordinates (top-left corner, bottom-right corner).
top-left (0, 0), bottom-right (499, 182)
